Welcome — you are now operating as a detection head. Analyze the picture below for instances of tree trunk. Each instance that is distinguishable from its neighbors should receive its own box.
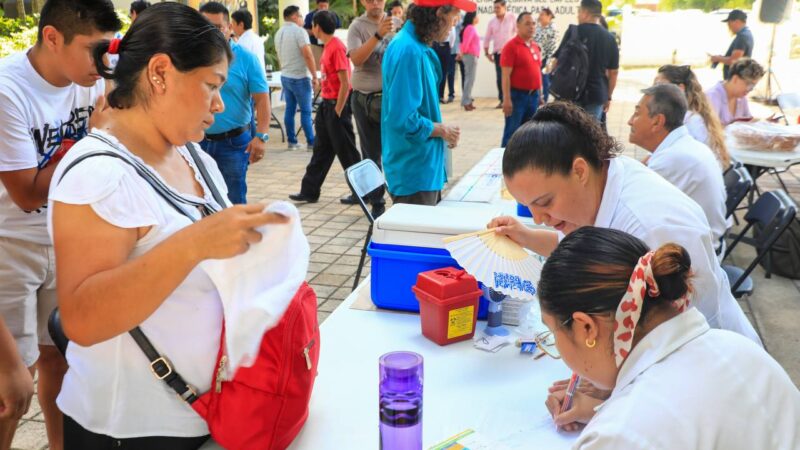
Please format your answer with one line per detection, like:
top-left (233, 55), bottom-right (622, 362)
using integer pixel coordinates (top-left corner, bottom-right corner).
top-left (32, 0), bottom-right (42, 14)
top-left (16, 0), bottom-right (26, 18)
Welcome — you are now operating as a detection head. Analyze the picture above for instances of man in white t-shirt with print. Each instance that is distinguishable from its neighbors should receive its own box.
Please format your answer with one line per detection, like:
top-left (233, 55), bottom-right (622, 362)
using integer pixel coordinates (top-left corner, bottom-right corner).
top-left (0, 0), bottom-right (121, 448)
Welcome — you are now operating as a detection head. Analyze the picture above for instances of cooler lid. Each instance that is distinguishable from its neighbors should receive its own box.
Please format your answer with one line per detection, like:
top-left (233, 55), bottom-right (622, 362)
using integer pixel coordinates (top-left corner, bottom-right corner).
top-left (374, 204), bottom-right (499, 235)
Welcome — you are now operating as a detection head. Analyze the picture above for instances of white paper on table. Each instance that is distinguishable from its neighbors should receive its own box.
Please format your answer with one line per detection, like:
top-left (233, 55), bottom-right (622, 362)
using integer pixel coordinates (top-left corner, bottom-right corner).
top-left (200, 201), bottom-right (309, 374)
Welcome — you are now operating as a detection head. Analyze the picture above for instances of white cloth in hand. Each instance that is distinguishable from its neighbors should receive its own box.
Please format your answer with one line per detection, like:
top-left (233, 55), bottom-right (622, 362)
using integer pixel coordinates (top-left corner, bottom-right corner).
top-left (201, 201), bottom-right (309, 374)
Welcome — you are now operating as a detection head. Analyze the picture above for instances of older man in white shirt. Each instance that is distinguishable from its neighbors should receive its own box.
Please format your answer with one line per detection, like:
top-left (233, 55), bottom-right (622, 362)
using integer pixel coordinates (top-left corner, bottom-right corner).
top-left (628, 83), bottom-right (727, 253)
top-left (232, 9), bottom-right (266, 73)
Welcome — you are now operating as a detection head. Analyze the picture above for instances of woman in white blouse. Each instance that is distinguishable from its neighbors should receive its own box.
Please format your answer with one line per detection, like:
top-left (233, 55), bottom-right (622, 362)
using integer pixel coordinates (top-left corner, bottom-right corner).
top-left (538, 227), bottom-right (799, 449)
top-left (489, 102), bottom-right (758, 344)
top-left (48, 4), bottom-right (285, 448)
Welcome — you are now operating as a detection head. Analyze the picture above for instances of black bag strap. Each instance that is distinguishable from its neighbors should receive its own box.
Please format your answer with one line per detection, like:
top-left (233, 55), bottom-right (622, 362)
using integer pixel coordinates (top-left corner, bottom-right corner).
top-left (56, 135), bottom-right (230, 404)
top-left (60, 151), bottom-right (195, 220)
top-left (129, 327), bottom-right (199, 403)
top-left (185, 141), bottom-right (228, 208)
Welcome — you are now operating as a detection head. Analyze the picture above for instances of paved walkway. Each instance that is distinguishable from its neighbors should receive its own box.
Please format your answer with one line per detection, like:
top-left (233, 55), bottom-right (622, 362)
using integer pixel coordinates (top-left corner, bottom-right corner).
top-left (11, 69), bottom-right (800, 449)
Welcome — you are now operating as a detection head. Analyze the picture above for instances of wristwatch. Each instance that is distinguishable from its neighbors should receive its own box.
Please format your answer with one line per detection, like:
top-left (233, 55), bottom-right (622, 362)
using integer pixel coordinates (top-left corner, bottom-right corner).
top-left (254, 132), bottom-right (270, 143)
top-left (374, 31), bottom-right (383, 41)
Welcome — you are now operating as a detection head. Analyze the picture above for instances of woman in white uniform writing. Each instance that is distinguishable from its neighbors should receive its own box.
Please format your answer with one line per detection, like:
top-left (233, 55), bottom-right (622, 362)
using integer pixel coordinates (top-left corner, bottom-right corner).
top-left (538, 227), bottom-right (799, 449)
top-left (490, 102), bottom-right (758, 343)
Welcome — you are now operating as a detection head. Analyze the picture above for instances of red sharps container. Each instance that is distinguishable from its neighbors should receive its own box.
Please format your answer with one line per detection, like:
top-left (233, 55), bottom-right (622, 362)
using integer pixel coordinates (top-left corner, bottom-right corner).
top-left (412, 268), bottom-right (483, 346)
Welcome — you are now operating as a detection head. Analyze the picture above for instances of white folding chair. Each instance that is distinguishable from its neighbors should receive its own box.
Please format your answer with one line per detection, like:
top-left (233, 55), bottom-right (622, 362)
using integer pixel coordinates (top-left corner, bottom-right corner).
top-left (777, 92), bottom-right (800, 125)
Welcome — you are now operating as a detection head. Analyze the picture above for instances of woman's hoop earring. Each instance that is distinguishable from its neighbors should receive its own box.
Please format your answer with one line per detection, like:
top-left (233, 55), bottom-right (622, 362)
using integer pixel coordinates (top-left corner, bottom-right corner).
top-left (585, 338), bottom-right (596, 348)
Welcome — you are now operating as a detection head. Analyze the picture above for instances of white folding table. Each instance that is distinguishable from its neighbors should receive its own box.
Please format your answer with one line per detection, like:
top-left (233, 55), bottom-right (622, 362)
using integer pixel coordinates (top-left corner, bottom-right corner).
top-left (287, 280), bottom-right (577, 449)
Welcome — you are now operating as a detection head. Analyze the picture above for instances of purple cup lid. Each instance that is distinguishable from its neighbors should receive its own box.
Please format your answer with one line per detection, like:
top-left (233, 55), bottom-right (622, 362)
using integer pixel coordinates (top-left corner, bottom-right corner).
top-left (380, 352), bottom-right (423, 391)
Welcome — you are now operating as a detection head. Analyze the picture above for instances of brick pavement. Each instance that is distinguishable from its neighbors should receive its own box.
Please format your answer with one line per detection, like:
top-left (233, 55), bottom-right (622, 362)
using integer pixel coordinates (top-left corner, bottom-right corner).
top-left (11, 68), bottom-right (800, 449)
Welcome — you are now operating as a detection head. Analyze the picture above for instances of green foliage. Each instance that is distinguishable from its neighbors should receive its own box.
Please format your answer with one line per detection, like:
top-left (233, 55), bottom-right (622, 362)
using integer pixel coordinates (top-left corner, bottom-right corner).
top-left (0, 11), bottom-right (36, 35)
top-left (0, 12), bottom-right (37, 59)
top-left (118, 10), bottom-right (132, 35)
top-left (261, 15), bottom-right (280, 69)
top-left (257, 0), bottom-right (279, 69)
top-left (328, 0), bottom-right (364, 28)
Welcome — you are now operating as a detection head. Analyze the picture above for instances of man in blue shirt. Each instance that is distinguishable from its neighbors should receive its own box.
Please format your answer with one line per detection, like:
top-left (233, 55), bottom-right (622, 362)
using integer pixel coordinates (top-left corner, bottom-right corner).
top-left (711, 9), bottom-right (753, 80)
top-left (200, 2), bottom-right (270, 204)
top-left (381, 0), bottom-right (474, 206)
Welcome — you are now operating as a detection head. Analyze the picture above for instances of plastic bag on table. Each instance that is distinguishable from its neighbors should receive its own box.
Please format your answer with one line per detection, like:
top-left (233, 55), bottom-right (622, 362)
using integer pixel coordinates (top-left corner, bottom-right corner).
top-left (727, 122), bottom-right (800, 152)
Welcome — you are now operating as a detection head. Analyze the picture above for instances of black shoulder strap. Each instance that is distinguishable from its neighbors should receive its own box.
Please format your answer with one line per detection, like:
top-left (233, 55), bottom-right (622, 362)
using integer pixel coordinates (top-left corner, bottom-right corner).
top-left (129, 327), bottom-right (199, 403)
top-left (59, 151), bottom-right (194, 220)
top-left (185, 142), bottom-right (228, 208)
top-left (57, 144), bottom-right (208, 404)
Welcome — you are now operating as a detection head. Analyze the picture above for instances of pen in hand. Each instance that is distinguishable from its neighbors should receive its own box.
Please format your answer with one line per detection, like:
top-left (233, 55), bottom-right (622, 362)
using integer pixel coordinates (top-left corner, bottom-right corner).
top-left (556, 372), bottom-right (581, 430)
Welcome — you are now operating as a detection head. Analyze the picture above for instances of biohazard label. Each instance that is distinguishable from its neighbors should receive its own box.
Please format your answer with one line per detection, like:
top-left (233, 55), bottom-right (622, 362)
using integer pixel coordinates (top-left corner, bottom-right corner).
top-left (447, 306), bottom-right (475, 339)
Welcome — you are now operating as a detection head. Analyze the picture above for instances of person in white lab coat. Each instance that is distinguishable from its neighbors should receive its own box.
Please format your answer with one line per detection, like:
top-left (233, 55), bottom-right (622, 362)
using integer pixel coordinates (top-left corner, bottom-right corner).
top-left (489, 102), bottom-right (759, 344)
top-left (628, 84), bottom-right (728, 253)
top-left (537, 227), bottom-right (800, 450)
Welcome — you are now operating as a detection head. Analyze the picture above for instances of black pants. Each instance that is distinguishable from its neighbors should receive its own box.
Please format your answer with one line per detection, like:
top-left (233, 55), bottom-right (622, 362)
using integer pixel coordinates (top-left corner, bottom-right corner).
top-left (299, 98), bottom-right (361, 199)
top-left (350, 91), bottom-right (385, 205)
top-left (433, 42), bottom-right (455, 100)
top-left (390, 190), bottom-right (441, 206)
top-left (458, 59), bottom-right (465, 91)
top-left (494, 52), bottom-right (503, 101)
top-left (64, 415), bottom-right (209, 450)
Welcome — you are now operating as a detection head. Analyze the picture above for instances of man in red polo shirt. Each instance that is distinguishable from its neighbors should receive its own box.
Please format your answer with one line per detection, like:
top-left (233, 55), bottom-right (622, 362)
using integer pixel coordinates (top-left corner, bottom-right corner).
top-left (500, 12), bottom-right (542, 147)
top-left (290, 10), bottom-right (362, 203)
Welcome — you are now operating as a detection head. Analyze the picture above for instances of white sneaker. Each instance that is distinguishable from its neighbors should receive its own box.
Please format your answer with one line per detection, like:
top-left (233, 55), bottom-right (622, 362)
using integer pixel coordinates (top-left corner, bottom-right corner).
top-left (288, 142), bottom-right (306, 150)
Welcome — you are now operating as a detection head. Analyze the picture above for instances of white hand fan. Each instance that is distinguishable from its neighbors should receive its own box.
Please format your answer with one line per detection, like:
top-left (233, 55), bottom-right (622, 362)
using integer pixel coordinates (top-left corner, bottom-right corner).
top-left (443, 228), bottom-right (542, 301)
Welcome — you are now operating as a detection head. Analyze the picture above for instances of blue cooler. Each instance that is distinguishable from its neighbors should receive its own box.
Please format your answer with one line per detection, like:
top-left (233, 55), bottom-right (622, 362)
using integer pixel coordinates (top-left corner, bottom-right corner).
top-left (368, 204), bottom-right (497, 317)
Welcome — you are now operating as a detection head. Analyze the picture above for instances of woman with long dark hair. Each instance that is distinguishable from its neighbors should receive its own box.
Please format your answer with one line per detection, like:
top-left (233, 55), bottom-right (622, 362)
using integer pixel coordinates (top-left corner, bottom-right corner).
top-left (49, 3), bottom-right (286, 447)
top-left (538, 227), bottom-right (799, 449)
top-left (488, 102), bottom-right (758, 344)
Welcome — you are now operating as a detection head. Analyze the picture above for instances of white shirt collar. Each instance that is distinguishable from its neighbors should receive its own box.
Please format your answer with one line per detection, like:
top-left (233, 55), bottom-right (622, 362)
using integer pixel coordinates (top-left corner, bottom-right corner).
top-left (594, 158), bottom-right (623, 229)
top-left (614, 308), bottom-right (710, 395)
top-left (653, 125), bottom-right (690, 155)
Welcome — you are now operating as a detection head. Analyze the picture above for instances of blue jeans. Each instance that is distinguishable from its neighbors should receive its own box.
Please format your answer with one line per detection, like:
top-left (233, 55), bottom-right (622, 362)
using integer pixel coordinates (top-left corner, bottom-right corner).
top-left (542, 74), bottom-right (551, 103)
top-left (501, 89), bottom-right (540, 147)
top-left (282, 76), bottom-right (315, 145)
top-left (581, 102), bottom-right (605, 121)
top-left (200, 130), bottom-right (251, 204)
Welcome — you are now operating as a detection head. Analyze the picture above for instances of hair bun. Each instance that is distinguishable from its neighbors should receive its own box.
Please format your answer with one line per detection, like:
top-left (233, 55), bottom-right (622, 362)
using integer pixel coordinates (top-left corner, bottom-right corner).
top-left (651, 243), bottom-right (692, 303)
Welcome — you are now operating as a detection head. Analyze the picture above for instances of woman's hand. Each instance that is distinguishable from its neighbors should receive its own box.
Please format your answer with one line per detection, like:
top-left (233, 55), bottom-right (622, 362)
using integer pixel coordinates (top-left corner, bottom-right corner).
top-left (488, 215), bottom-right (530, 247)
top-left (0, 361), bottom-right (33, 421)
top-left (186, 204), bottom-right (289, 261)
top-left (545, 388), bottom-right (603, 432)
top-left (549, 378), bottom-right (612, 400)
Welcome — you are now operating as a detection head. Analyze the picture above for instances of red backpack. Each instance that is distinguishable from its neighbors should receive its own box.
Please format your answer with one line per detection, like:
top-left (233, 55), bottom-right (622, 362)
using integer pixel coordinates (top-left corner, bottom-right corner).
top-left (192, 282), bottom-right (321, 449)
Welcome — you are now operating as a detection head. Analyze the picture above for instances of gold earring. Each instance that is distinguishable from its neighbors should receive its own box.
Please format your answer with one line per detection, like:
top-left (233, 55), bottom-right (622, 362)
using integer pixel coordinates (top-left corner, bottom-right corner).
top-left (585, 338), bottom-right (596, 348)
